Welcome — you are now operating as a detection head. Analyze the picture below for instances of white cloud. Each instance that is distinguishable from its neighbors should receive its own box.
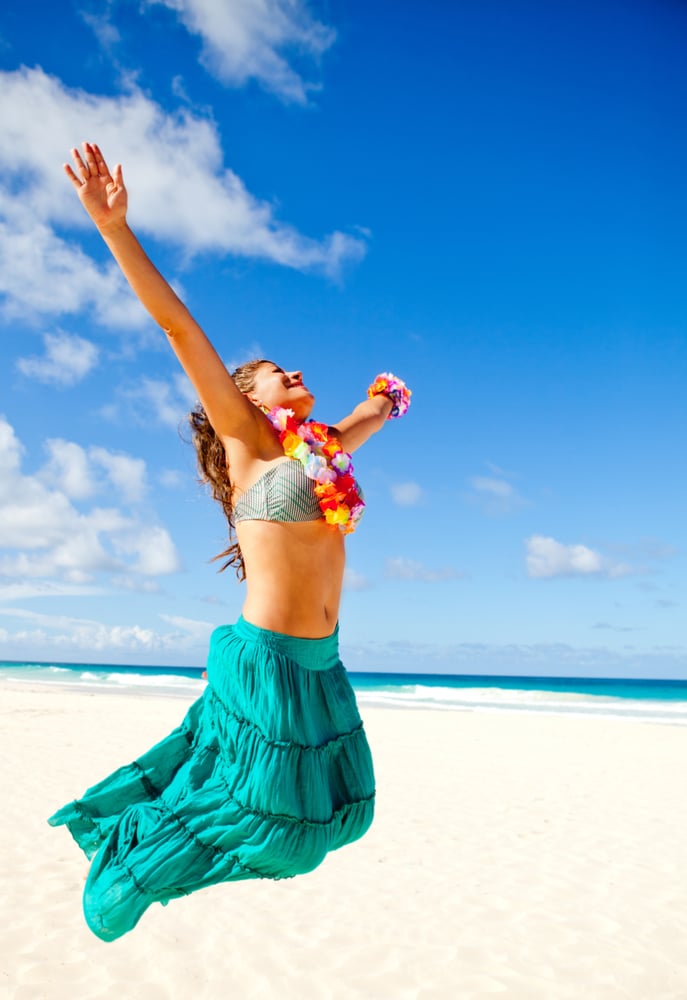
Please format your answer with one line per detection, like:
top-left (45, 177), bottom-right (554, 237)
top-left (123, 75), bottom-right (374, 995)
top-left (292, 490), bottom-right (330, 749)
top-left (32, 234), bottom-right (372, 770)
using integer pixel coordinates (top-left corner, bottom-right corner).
top-left (111, 575), bottom-right (162, 593)
top-left (390, 481), bottom-right (425, 506)
top-left (0, 581), bottom-right (107, 601)
top-left (158, 613), bottom-right (215, 641)
top-left (143, 0), bottom-right (335, 105)
top-left (0, 534), bottom-right (118, 581)
top-left (0, 463), bottom-right (82, 550)
top-left (343, 567), bottom-right (371, 591)
top-left (0, 607), bottom-right (160, 651)
top-left (385, 556), bottom-right (460, 583)
top-left (115, 525), bottom-right (181, 575)
top-left (0, 190), bottom-right (146, 329)
top-left (341, 635), bottom-right (687, 679)
top-left (0, 66), bottom-right (366, 328)
top-left (591, 622), bottom-right (640, 633)
top-left (0, 416), bottom-right (179, 585)
top-left (41, 440), bottom-right (97, 500)
top-left (110, 375), bottom-right (197, 429)
top-left (525, 535), bottom-right (633, 580)
top-left (0, 418), bottom-right (24, 477)
top-left (467, 470), bottom-right (528, 515)
top-left (90, 447), bottom-right (147, 503)
top-left (80, 9), bottom-right (121, 50)
top-left (470, 476), bottom-right (514, 498)
top-left (0, 606), bottom-right (211, 657)
top-left (159, 468), bottom-right (185, 488)
top-left (16, 331), bottom-right (99, 386)
top-left (40, 440), bottom-right (147, 504)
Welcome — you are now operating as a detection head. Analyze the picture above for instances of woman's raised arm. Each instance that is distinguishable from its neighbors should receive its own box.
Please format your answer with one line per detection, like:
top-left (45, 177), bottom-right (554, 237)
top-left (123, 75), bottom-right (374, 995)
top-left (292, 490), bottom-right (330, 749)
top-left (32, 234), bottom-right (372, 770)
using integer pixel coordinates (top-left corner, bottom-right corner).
top-left (331, 395), bottom-right (393, 453)
top-left (331, 373), bottom-right (411, 452)
top-left (65, 142), bottom-right (256, 442)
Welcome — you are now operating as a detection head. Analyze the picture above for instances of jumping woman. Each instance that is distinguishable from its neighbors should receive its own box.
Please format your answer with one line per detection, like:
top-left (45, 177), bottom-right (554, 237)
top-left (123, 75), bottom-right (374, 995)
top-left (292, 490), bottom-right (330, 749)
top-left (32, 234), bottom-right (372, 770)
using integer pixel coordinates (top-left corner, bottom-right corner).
top-left (49, 142), bottom-right (411, 941)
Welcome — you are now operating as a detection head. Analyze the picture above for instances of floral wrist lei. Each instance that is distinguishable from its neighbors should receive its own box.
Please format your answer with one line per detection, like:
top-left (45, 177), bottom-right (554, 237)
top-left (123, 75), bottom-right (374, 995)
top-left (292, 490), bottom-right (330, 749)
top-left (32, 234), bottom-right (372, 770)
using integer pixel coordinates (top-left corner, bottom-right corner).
top-left (262, 407), bottom-right (365, 534)
top-left (367, 372), bottom-right (412, 418)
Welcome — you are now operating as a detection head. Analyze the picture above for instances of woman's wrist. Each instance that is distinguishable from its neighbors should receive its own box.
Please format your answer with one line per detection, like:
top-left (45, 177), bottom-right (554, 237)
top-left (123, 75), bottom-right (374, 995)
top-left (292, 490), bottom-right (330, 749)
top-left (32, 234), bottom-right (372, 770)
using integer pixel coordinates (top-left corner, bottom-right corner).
top-left (98, 217), bottom-right (130, 240)
top-left (367, 372), bottom-right (411, 419)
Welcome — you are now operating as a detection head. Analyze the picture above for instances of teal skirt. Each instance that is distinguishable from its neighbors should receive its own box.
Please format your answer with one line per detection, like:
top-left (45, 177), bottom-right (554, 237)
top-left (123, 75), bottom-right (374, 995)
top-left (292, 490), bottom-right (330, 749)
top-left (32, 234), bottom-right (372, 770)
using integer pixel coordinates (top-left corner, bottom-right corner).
top-left (48, 617), bottom-right (375, 941)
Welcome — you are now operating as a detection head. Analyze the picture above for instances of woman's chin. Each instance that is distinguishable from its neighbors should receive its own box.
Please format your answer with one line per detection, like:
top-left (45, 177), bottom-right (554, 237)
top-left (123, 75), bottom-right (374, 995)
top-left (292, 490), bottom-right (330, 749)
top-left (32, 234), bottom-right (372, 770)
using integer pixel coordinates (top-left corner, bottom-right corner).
top-left (289, 393), bottom-right (315, 421)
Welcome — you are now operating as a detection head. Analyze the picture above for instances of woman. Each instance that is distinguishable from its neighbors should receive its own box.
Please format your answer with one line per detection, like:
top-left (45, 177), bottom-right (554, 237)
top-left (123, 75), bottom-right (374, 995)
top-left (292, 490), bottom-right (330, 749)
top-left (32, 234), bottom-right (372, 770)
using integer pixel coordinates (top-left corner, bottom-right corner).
top-left (49, 143), bottom-right (410, 941)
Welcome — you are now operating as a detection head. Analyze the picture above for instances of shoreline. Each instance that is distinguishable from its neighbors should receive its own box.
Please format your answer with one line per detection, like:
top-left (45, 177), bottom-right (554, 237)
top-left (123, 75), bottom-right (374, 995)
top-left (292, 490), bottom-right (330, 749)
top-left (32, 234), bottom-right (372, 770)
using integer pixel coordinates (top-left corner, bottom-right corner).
top-left (2, 678), bottom-right (687, 729)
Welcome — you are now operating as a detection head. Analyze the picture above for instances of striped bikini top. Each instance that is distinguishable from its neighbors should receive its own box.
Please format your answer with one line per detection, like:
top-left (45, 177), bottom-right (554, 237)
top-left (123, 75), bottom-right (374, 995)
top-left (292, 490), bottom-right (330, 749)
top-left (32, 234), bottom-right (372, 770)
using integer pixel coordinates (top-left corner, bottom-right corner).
top-left (233, 459), bottom-right (322, 524)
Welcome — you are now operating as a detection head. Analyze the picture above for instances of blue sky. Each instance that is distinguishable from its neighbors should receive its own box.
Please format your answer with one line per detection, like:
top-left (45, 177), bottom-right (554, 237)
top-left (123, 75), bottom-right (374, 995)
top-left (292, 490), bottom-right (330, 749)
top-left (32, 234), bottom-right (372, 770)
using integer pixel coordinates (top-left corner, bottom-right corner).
top-left (0, 0), bottom-right (685, 677)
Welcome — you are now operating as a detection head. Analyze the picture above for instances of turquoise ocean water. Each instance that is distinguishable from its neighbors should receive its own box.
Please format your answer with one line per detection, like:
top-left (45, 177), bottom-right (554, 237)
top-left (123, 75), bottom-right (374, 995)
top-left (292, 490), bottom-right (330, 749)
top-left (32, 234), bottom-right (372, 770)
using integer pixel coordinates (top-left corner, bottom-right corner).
top-left (2, 659), bottom-right (687, 726)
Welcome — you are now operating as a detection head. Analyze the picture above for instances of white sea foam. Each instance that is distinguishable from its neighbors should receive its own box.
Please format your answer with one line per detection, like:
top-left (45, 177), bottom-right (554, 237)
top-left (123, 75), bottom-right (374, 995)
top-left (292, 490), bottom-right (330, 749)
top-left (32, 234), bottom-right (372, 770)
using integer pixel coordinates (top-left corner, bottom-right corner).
top-left (3, 663), bottom-right (686, 723)
top-left (104, 672), bottom-right (198, 688)
top-left (355, 684), bottom-right (687, 725)
top-left (0, 664), bottom-right (206, 698)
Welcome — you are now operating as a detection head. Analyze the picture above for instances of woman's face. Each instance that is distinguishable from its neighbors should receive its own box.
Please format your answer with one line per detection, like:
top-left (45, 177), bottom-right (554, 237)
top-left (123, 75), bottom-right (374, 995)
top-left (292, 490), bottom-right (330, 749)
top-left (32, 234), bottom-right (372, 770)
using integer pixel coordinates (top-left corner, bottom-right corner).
top-left (250, 362), bottom-right (315, 420)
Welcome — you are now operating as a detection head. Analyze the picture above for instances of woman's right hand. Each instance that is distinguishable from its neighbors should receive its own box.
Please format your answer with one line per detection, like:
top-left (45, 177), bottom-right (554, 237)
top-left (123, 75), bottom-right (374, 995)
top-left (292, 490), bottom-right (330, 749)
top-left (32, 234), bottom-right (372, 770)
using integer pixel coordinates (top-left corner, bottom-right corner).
top-left (64, 142), bottom-right (127, 233)
top-left (63, 140), bottom-right (257, 445)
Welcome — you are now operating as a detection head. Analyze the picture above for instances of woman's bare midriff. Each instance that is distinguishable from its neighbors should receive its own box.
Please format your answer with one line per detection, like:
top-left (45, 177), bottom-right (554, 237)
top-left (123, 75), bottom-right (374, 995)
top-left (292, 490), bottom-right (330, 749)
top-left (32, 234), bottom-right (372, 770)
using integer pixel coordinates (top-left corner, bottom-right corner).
top-left (236, 519), bottom-right (346, 638)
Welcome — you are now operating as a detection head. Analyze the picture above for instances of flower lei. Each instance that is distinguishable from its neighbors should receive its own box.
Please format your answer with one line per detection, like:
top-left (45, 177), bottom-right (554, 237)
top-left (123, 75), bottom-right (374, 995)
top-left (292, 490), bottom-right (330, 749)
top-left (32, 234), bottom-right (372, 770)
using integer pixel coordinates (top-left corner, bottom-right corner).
top-left (262, 407), bottom-right (365, 534)
top-left (367, 372), bottom-right (411, 418)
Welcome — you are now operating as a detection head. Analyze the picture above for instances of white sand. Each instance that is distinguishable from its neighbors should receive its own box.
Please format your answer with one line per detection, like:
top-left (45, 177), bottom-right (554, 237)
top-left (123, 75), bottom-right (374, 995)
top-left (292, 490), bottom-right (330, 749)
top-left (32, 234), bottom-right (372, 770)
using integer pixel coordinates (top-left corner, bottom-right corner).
top-left (1, 682), bottom-right (686, 999)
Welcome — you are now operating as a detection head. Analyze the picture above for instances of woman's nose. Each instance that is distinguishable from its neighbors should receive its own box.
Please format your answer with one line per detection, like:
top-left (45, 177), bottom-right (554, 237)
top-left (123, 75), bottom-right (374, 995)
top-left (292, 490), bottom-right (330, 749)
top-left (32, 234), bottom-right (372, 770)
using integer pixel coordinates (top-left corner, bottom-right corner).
top-left (288, 370), bottom-right (303, 383)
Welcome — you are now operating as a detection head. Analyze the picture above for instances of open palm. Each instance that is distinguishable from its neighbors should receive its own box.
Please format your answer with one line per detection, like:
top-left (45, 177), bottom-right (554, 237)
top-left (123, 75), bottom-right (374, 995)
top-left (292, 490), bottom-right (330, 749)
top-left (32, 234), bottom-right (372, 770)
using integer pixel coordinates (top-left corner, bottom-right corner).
top-left (65, 142), bottom-right (128, 231)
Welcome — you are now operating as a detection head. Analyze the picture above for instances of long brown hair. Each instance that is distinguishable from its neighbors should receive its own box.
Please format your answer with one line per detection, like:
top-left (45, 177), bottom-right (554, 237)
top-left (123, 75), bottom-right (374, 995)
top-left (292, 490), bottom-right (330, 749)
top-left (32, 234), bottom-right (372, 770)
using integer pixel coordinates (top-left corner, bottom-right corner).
top-left (188, 358), bottom-right (269, 580)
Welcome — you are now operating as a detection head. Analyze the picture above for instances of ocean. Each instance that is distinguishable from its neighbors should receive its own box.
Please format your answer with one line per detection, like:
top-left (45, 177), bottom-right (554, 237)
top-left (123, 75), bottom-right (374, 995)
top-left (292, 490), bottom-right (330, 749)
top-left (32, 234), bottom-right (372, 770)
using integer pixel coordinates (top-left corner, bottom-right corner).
top-left (2, 659), bottom-right (687, 726)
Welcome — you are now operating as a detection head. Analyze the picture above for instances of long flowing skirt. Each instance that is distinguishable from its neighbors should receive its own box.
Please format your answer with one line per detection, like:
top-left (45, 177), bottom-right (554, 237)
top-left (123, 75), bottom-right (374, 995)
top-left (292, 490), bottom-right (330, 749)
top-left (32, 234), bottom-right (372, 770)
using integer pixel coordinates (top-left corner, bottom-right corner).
top-left (48, 616), bottom-right (375, 941)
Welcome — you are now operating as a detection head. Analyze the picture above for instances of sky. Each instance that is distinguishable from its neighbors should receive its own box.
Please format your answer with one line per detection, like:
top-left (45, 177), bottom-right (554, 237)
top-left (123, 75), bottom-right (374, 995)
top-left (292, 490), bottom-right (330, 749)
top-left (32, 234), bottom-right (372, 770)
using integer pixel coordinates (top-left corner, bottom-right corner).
top-left (0, 0), bottom-right (685, 677)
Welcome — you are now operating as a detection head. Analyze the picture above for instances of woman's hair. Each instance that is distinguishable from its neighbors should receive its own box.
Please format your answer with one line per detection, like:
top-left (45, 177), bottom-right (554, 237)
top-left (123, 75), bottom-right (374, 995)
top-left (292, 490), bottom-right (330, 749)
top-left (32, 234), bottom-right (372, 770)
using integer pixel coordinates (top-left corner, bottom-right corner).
top-left (188, 358), bottom-right (269, 580)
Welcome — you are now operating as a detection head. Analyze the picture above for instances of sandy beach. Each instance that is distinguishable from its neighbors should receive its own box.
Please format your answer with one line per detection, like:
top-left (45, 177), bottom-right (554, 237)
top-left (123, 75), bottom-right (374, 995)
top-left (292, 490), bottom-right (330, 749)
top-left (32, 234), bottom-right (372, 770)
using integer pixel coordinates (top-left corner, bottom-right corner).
top-left (1, 682), bottom-right (686, 999)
